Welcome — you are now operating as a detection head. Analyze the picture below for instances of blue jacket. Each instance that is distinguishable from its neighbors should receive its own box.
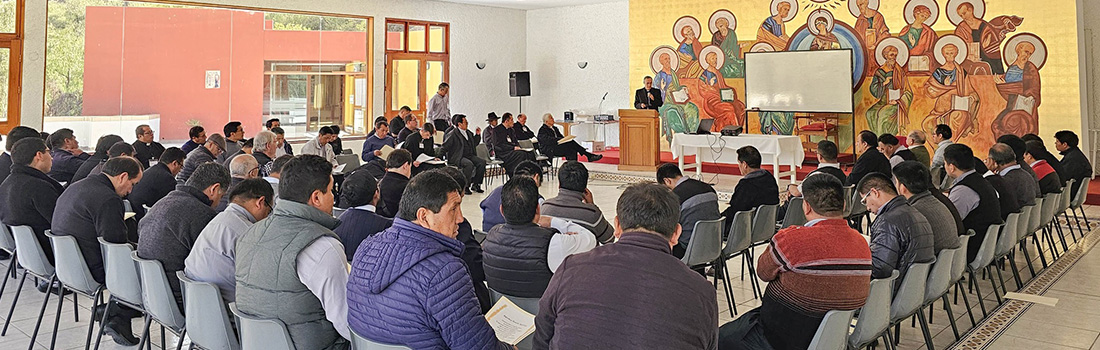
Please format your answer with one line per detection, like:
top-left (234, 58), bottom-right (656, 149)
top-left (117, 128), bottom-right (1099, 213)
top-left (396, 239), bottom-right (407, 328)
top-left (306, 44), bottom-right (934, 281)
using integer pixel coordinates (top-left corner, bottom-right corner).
top-left (347, 219), bottom-right (509, 350)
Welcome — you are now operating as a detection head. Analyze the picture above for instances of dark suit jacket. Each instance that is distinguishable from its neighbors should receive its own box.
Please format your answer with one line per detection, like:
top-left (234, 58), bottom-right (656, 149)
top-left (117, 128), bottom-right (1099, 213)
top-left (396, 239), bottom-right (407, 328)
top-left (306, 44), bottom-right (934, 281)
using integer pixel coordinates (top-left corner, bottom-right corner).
top-left (335, 208), bottom-right (393, 258)
top-left (48, 149), bottom-right (91, 183)
top-left (402, 132), bottom-right (436, 161)
top-left (377, 172), bottom-right (409, 218)
top-left (442, 128), bottom-right (481, 166)
top-left (847, 148), bottom-right (893, 186)
top-left (0, 164), bottom-right (63, 263)
top-left (513, 123), bottom-right (535, 140)
top-left (809, 165), bottom-right (847, 182)
top-left (0, 153), bottom-right (12, 185)
top-left (132, 141), bottom-right (165, 169)
top-left (51, 174), bottom-right (130, 283)
top-left (723, 170), bottom-right (780, 226)
top-left (634, 88), bottom-right (663, 110)
top-left (491, 125), bottom-right (520, 157)
top-left (389, 116), bottom-right (405, 138)
top-left (72, 156), bottom-right (107, 184)
top-left (1060, 147), bottom-right (1093, 196)
top-left (128, 163), bottom-right (178, 219)
top-left (537, 124), bottom-right (564, 157)
top-left (397, 127), bottom-right (417, 144)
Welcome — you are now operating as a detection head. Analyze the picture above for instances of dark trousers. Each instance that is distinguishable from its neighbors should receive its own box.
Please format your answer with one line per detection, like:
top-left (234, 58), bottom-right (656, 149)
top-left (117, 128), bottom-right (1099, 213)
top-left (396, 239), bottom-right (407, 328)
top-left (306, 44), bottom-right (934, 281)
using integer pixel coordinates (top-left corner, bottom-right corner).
top-left (500, 150), bottom-right (536, 176)
top-left (433, 119), bottom-right (451, 133)
top-left (456, 157), bottom-right (486, 187)
top-left (552, 140), bottom-right (592, 161)
top-left (719, 309), bottom-right (776, 350)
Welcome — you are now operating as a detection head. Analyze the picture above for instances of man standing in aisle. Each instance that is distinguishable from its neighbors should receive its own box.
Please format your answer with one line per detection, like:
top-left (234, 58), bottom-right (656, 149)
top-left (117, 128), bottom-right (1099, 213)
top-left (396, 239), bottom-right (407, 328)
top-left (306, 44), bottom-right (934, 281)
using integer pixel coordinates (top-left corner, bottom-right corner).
top-left (634, 76), bottom-right (663, 110)
top-left (427, 82), bottom-right (451, 132)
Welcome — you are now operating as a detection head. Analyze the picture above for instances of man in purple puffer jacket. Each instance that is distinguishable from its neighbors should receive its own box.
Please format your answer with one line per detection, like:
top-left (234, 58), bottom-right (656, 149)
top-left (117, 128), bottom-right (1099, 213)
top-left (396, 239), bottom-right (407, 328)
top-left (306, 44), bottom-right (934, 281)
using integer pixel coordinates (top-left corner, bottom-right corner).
top-left (347, 171), bottom-right (511, 349)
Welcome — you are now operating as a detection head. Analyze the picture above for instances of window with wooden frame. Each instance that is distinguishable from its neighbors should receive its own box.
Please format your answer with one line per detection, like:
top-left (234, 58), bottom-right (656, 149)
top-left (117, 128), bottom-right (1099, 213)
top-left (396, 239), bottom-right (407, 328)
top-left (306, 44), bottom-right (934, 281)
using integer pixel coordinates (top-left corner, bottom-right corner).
top-left (384, 19), bottom-right (448, 121)
top-left (0, 0), bottom-right (24, 132)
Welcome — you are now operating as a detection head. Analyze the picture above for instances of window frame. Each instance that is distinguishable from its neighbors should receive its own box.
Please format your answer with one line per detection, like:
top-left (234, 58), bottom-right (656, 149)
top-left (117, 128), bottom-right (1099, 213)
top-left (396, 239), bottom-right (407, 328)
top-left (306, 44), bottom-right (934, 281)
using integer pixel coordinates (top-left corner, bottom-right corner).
top-left (0, 0), bottom-right (24, 133)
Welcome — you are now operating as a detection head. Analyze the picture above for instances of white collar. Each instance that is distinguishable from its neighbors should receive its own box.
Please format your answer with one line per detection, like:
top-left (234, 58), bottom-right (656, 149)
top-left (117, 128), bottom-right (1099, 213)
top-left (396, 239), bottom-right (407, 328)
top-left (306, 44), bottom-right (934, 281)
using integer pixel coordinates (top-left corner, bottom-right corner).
top-left (804, 218), bottom-right (828, 227)
top-left (1029, 160), bottom-right (1041, 167)
top-left (264, 177), bottom-right (279, 184)
top-left (352, 204), bottom-right (376, 212)
top-left (997, 164), bottom-right (1021, 177)
top-left (674, 177), bottom-right (689, 187)
top-left (817, 163), bottom-right (840, 169)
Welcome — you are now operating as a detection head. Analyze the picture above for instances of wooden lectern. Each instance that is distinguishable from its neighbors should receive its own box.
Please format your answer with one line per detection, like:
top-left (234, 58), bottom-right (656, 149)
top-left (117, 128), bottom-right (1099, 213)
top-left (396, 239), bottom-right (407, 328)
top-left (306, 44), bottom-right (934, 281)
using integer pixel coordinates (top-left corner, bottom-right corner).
top-left (617, 109), bottom-right (660, 171)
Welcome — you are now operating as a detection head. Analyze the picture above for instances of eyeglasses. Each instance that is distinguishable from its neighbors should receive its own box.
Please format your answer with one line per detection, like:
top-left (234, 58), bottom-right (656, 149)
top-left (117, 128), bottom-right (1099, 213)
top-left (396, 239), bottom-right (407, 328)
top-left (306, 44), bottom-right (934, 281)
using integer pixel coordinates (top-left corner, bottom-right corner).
top-left (859, 189), bottom-right (874, 205)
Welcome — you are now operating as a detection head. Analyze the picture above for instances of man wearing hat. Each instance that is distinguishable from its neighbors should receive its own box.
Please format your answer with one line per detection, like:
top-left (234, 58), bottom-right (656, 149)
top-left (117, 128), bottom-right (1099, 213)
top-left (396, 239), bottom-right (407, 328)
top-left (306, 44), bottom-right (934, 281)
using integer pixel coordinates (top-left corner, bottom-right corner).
top-left (177, 133), bottom-right (226, 184)
top-left (484, 112), bottom-right (500, 157)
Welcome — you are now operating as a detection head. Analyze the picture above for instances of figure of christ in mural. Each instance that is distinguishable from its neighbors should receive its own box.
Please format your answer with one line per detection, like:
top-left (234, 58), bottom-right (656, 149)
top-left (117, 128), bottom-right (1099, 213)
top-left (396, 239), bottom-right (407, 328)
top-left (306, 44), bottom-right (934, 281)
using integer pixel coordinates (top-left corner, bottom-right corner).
top-left (923, 37), bottom-right (980, 141)
top-left (853, 0), bottom-right (890, 76)
top-left (758, 0), bottom-right (795, 51)
top-left (810, 16), bottom-right (840, 50)
top-left (900, 2), bottom-right (939, 59)
top-left (868, 39), bottom-right (914, 135)
top-left (710, 10), bottom-right (745, 78)
top-left (993, 35), bottom-right (1044, 137)
top-left (675, 17), bottom-right (705, 79)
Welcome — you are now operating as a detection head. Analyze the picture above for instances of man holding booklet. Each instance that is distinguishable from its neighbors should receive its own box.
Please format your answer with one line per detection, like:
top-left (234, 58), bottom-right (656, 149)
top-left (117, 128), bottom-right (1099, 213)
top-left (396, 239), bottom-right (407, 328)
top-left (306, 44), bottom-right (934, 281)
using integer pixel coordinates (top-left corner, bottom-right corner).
top-left (537, 113), bottom-right (603, 162)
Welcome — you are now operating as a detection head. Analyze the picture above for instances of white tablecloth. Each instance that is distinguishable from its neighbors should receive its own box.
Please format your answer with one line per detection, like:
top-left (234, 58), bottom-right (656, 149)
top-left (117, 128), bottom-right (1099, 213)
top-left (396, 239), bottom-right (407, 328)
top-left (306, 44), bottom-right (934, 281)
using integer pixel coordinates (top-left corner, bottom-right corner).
top-left (671, 133), bottom-right (805, 180)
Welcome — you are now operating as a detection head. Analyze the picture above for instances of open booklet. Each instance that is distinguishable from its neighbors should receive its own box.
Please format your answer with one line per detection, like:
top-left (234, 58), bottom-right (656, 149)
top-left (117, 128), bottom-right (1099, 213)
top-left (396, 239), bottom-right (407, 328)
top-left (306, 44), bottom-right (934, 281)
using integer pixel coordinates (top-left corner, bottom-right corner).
top-left (332, 163), bottom-right (347, 174)
top-left (378, 145), bottom-right (395, 160)
top-left (557, 135), bottom-right (576, 144)
top-left (485, 296), bottom-right (536, 345)
top-left (416, 153), bottom-right (446, 165)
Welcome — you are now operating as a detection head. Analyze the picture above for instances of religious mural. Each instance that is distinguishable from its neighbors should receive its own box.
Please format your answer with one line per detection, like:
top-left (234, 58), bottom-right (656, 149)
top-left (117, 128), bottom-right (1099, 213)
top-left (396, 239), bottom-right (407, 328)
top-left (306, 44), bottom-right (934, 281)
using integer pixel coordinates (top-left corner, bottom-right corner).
top-left (648, 0), bottom-right (1049, 152)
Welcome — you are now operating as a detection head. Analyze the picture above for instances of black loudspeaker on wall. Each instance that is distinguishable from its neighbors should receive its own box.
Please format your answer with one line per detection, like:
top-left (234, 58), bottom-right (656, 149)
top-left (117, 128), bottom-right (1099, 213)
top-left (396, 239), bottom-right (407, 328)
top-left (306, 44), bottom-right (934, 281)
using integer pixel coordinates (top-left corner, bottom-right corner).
top-left (509, 71), bottom-right (531, 97)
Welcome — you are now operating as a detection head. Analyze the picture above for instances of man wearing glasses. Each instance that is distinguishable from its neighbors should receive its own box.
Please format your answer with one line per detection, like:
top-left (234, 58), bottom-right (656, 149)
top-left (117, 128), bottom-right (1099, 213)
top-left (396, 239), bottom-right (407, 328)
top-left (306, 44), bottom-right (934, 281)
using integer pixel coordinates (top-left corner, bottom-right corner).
top-left (856, 172), bottom-right (934, 289)
top-left (177, 133), bottom-right (227, 184)
top-left (132, 124), bottom-right (165, 169)
top-left (216, 154), bottom-right (260, 212)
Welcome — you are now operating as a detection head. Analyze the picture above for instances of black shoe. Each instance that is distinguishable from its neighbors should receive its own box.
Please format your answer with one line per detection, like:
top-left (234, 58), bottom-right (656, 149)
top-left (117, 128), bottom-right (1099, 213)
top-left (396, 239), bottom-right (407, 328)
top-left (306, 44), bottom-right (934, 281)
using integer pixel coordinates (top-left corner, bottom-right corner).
top-left (103, 319), bottom-right (140, 346)
top-left (36, 281), bottom-right (72, 296)
top-left (93, 304), bottom-right (107, 322)
top-left (465, 188), bottom-right (473, 195)
top-left (0, 251), bottom-right (10, 260)
top-left (587, 154), bottom-right (604, 162)
top-left (472, 185), bottom-right (484, 193)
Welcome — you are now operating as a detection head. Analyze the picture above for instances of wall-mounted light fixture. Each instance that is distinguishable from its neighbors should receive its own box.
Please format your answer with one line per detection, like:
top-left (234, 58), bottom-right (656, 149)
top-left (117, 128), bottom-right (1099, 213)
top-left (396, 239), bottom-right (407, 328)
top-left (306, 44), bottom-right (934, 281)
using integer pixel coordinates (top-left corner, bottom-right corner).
top-left (475, 61), bottom-right (487, 70)
top-left (577, 61), bottom-right (588, 69)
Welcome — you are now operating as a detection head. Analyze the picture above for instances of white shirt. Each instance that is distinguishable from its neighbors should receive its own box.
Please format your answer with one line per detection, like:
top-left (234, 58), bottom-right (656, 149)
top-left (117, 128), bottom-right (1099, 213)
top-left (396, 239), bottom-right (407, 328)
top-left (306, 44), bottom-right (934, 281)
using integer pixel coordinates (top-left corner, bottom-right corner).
top-left (352, 204), bottom-right (376, 212)
top-left (296, 236), bottom-right (350, 341)
top-left (546, 217), bottom-right (598, 273)
top-left (263, 177), bottom-right (280, 199)
top-left (997, 164), bottom-right (1022, 177)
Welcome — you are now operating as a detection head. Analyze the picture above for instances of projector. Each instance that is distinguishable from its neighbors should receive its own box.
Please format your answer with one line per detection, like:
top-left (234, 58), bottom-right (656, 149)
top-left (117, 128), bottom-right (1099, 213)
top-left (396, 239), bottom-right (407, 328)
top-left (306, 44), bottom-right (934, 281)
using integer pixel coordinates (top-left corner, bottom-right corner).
top-left (594, 114), bottom-right (615, 122)
top-left (721, 125), bottom-right (743, 136)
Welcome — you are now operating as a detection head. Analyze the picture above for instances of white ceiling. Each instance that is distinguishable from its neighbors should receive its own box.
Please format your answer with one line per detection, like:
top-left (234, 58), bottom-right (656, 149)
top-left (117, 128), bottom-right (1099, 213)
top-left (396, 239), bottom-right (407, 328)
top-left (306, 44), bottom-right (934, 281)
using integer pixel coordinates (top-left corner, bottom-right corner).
top-left (432, 0), bottom-right (624, 10)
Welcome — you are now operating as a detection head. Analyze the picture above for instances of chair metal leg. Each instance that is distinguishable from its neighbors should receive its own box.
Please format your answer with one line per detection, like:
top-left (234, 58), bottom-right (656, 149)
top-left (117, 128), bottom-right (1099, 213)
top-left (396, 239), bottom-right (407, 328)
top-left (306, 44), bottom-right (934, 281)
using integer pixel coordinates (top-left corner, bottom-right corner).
top-left (28, 275), bottom-right (57, 350)
top-left (3, 272), bottom-right (28, 335)
top-left (74, 290), bottom-right (79, 322)
top-left (0, 258), bottom-right (13, 306)
top-left (49, 284), bottom-right (67, 350)
top-left (929, 299), bottom-right (934, 324)
top-left (1083, 207), bottom-right (1093, 229)
top-left (745, 251), bottom-right (761, 299)
top-left (161, 325), bottom-right (167, 350)
top-left (883, 332), bottom-right (897, 350)
top-left (893, 323), bottom-right (900, 346)
top-left (957, 281), bottom-right (977, 327)
top-left (720, 260), bottom-right (738, 317)
top-left (84, 289), bottom-right (103, 350)
top-left (968, 269), bottom-right (988, 318)
top-left (136, 314), bottom-right (152, 350)
top-left (1032, 234), bottom-right (1049, 268)
top-left (1008, 253), bottom-right (1023, 290)
top-left (916, 308), bottom-right (935, 350)
top-left (1054, 222), bottom-right (1069, 251)
top-left (1072, 208), bottom-right (1086, 235)
top-left (93, 298), bottom-right (113, 350)
top-left (1020, 243), bottom-right (1037, 278)
top-left (994, 261), bottom-right (1009, 294)
top-left (174, 329), bottom-right (187, 350)
top-left (987, 267), bottom-right (1003, 305)
top-left (942, 295), bottom-right (961, 340)
top-left (1064, 212), bottom-right (1079, 242)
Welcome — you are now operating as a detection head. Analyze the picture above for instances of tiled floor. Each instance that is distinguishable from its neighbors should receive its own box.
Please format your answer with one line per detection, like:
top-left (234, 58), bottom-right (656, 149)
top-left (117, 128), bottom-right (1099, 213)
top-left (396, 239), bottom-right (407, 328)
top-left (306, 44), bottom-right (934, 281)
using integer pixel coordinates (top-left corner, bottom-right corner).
top-left (0, 162), bottom-right (1096, 349)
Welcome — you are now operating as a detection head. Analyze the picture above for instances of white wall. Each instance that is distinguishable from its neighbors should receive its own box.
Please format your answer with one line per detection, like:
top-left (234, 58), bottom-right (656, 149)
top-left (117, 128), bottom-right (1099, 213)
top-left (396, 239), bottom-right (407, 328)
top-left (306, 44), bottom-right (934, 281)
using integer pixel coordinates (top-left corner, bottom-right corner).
top-left (1079, 0), bottom-right (1097, 172)
top-left (20, 0), bottom-right (527, 133)
top-left (524, 1), bottom-right (629, 125)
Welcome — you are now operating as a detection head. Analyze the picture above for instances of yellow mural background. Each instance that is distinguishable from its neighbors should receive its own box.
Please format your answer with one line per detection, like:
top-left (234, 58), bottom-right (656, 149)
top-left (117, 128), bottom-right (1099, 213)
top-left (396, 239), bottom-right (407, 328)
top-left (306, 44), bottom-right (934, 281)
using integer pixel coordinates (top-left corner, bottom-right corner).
top-left (629, 0), bottom-right (1081, 153)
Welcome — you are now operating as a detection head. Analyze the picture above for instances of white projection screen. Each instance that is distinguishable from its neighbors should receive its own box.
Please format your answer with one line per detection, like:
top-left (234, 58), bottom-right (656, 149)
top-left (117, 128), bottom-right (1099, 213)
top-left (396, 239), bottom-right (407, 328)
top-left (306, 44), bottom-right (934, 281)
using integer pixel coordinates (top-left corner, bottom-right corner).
top-left (744, 50), bottom-right (854, 113)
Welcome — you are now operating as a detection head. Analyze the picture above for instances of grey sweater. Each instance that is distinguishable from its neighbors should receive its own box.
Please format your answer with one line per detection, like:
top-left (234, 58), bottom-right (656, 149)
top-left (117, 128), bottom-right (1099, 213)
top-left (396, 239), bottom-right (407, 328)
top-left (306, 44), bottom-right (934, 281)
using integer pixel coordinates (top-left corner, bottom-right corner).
top-left (137, 185), bottom-right (218, 308)
top-left (907, 191), bottom-right (961, 253)
top-left (541, 189), bottom-right (615, 244)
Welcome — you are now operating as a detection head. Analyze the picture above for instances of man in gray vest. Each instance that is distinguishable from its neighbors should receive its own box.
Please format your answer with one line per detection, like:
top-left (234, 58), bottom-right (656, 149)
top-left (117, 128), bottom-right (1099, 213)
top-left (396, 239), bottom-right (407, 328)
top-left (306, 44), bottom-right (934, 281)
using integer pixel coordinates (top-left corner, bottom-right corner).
top-left (235, 154), bottom-right (350, 349)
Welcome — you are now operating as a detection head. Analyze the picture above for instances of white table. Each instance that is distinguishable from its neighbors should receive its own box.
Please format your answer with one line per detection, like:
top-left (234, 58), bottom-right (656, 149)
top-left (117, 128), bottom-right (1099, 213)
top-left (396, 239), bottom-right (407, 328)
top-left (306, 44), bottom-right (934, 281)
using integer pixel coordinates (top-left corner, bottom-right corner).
top-left (671, 133), bottom-right (805, 181)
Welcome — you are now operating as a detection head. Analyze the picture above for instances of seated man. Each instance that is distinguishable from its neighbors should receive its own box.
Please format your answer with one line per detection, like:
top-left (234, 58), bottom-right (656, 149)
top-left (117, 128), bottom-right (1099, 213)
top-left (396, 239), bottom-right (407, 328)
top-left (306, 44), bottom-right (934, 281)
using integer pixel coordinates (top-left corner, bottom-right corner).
top-left (184, 178), bottom-right (273, 302)
top-left (1055, 130), bottom-right (1093, 196)
top-left (537, 113), bottom-right (603, 162)
top-left (401, 122), bottom-right (443, 175)
top-left (483, 112), bottom-right (500, 156)
top-left (541, 161), bottom-right (616, 244)
top-left (0, 126), bottom-right (41, 185)
top-left (944, 144), bottom-right (1003, 261)
top-left (442, 114), bottom-right (486, 193)
top-left (1025, 140), bottom-right (1064, 195)
top-left (432, 166), bottom-right (492, 311)
top-left (396, 115), bottom-right (419, 144)
top-left (656, 163), bottom-right (720, 258)
top-left (72, 134), bottom-right (124, 184)
top-left (722, 146), bottom-right (779, 229)
top-left (216, 121), bottom-right (246, 164)
top-left (848, 130), bottom-right (892, 185)
top-left (907, 130), bottom-right (931, 166)
top-left (389, 106), bottom-right (412, 139)
top-left (177, 133), bottom-right (226, 184)
top-left (513, 113), bottom-right (536, 140)
top-left (220, 138), bottom-right (253, 168)
top-left (301, 126), bottom-right (338, 166)
top-left (236, 155), bottom-right (351, 348)
top-left (264, 155), bottom-right (292, 199)
top-left (180, 126), bottom-right (206, 154)
top-left (719, 174), bottom-right (871, 350)
top-left (894, 161), bottom-right (961, 253)
top-left (47, 128), bottom-right (92, 183)
top-left (251, 130), bottom-right (278, 176)
top-left (483, 176), bottom-right (597, 298)
top-left (361, 120), bottom-right (396, 164)
top-left (377, 149), bottom-right (413, 218)
top-left (0, 138), bottom-right (63, 266)
top-left (348, 171), bottom-right (510, 349)
top-left (930, 124), bottom-right (953, 170)
top-left (481, 161), bottom-right (543, 232)
top-left (784, 140), bottom-right (844, 201)
top-left (857, 173), bottom-right (934, 283)
top-left (998, 134), bottom-right (1038, 181)
top-left (52, 157), bottom-right (143, 345)
top-left (216, 154), bottom-right (260, 212)
top-left (1021, 134), bottom-right (1066, 185)
top-left (878, 133), bottom-right (916, 168)
top-left (988, 143), bottom-right (1036, 209)
top-left (492, 113), bottom-right (536, 175)
top-left (334, 170), bottom-right (392, 258)
top-left (87, 142), bottom-right (136, 179)
top-left (132, 124), bottom-right (165, 169)
top-left (138, 163), bottom-right (230, 309)
top-left (535, 183), bottom-right (718, 349)
top-left (129, 147), bottom-right (186, 218)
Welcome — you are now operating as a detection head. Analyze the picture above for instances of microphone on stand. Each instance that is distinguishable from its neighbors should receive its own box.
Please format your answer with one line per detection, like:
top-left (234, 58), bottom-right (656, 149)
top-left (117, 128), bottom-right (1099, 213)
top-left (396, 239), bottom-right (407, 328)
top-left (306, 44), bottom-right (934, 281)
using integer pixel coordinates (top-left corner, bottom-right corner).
top-left (598, 92), bottom-right (608, 114)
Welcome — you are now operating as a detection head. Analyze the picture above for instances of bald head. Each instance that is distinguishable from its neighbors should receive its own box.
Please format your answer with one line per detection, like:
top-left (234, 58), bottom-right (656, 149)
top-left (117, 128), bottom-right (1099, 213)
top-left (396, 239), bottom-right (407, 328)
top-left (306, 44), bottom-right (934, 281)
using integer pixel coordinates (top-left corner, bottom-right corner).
top-left (988, 143), bottom-right (1016, 167)
top-left (229, 154), bottom-right (260, 179)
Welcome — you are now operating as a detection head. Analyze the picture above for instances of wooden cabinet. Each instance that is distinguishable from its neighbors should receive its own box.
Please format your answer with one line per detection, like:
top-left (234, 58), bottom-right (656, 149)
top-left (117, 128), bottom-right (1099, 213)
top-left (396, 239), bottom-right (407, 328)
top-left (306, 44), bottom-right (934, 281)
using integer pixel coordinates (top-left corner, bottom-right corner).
top-left (617, 109), bottom-right (660, 171)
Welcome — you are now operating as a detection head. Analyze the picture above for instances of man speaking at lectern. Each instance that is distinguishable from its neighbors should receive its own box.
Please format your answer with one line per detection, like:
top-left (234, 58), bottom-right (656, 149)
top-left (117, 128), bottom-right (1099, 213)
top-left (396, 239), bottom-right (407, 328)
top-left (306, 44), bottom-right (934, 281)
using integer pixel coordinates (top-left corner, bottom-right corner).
top-left (634, 76), bottom-right (663, 110)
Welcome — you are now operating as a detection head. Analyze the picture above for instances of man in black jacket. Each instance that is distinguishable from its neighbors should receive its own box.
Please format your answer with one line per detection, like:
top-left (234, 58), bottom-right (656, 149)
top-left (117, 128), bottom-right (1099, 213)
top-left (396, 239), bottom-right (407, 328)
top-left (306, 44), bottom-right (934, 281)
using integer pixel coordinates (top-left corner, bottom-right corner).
top-left (0, 126), bottom-right (40, 185)
top-left (52, 156), bottom-right (143, 345)
top-left (722, 146), bottom-right (779, 229)
top-left (377, 149), bottom-right (412, 218)
top-left (47, 128), bottom-right (92, 183)
top-left (657, 163), bottom-right (720, 259)
top-left (492, 113), bottom-right (536, 175)
top-left (129, 147), bottom-right (186, 219)
top-left (858, 173), bottom-right (934, 285)
top-left (442, 114), bottom-right (486, 193)
top-left (513, 113), bottom-right (536, 140)
top-left (138, 163), bottom-right (230, 310)
top-left (0, 138), bottom-right (63, 265)
top-left (536, 113), bottom-right (602, 162)
top-left (483, 113), bottom-right (500, 156)
top-left (132, 124), bottom-right (165, 169)
top-left (1055, 130), bottom-right (1093, 196)
top-left (401, 122), bottom-right (442, 176)
top-left (389, 106), bottom-right (412, 139)
top-left (634, 76), bottom-right (663, 110)
top-left (848, 130), bottom-right (892, 186)
top-left (396, 117), bottom-right (419, 144)
top-left (72, 135), bottom-right (125, 184)
top-left (177, 133), bottom-right (226, 184)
